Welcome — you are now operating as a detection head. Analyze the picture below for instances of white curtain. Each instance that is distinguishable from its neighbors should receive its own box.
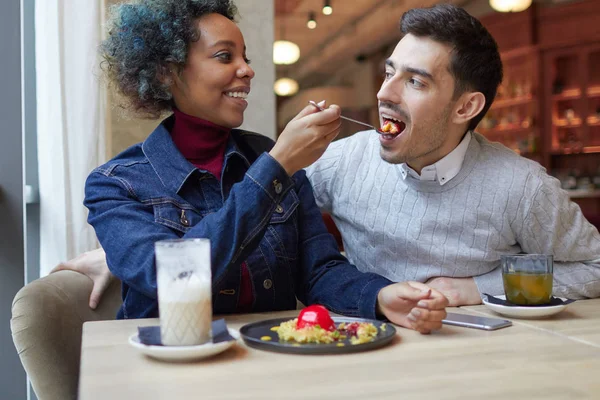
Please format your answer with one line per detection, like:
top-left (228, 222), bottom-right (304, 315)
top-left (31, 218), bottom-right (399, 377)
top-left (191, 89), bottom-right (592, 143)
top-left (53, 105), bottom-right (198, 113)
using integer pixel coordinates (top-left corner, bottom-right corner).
top-left (36, 0), bottom-right (107, 275)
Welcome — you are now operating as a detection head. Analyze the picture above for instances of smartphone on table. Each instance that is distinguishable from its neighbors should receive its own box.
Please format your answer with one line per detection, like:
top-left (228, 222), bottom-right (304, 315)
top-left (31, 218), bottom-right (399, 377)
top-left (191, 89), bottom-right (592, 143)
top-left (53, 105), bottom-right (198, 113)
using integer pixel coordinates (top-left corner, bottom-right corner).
top-left (442, 312), bottom-right (512, 331)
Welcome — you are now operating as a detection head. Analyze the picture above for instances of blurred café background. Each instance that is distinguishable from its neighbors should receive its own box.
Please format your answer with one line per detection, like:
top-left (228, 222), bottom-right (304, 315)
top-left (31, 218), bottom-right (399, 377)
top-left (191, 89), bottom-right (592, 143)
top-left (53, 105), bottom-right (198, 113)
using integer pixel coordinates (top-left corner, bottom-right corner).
top-left (1, 0), bottom-right (600, 398)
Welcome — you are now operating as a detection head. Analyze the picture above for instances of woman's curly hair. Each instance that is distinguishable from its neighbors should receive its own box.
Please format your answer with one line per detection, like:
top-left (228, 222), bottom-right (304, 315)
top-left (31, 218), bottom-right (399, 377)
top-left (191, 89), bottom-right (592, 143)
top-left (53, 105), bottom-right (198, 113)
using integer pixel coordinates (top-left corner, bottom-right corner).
top-left (101, 0), bottom-right (238, 119)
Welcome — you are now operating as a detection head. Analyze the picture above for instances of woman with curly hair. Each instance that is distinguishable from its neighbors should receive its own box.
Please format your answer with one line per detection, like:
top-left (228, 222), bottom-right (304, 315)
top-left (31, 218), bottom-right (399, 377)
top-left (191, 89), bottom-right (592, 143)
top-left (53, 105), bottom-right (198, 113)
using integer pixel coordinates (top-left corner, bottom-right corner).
top-left (81, 0), bottom-right (447, 333)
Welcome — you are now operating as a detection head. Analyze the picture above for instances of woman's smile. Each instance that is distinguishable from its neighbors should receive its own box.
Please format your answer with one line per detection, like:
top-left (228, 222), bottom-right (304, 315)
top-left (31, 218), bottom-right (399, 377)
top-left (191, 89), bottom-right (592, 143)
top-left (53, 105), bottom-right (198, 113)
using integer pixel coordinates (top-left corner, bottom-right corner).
top-left (223, 86), bottom-right (250, 109)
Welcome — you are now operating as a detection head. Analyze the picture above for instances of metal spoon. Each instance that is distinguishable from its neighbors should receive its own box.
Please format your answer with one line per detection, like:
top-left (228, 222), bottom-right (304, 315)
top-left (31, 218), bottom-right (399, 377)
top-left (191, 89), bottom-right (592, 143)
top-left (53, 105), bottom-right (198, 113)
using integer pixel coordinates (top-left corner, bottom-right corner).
top-left (308, 100), bottom-right (383, 133)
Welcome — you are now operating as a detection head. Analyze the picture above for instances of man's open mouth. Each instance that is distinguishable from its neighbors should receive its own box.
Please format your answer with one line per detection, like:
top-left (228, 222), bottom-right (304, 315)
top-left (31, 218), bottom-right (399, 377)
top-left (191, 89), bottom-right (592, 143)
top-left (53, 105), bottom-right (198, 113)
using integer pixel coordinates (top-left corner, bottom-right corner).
top-left (380, 116), bottom-right (406, 139)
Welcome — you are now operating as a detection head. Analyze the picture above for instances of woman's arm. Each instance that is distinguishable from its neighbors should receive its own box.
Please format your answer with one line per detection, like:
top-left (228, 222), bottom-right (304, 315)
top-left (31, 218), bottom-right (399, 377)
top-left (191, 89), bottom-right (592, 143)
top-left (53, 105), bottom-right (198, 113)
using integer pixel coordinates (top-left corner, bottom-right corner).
top-left (85, 103), bottom-right (344, 306)
top-left (85, 153), bottom-right (294, 300)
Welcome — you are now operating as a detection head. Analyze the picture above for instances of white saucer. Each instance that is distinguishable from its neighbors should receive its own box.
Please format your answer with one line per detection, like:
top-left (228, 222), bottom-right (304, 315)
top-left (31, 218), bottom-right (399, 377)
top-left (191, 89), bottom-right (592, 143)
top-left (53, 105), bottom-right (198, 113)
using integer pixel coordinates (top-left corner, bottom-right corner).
top-left (482, 295), bottom-right (570, 319)
top-left (128, 328), bottom-right (240, 362)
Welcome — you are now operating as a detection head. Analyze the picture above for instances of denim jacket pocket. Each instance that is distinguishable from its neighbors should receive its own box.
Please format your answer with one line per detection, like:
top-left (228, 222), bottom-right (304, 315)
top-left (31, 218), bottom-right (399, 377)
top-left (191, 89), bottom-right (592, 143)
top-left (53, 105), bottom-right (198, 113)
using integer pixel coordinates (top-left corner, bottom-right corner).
top-left (152, 199), bottom-right (203, 234)
top-left (265, 190), bottom-right (300, 262)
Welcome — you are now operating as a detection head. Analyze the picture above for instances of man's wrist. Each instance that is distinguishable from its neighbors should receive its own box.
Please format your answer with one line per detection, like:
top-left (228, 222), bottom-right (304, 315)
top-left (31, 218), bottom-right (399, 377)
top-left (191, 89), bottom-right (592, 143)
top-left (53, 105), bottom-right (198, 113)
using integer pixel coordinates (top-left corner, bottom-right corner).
top-left (466, 278), bottom-right (483, 304)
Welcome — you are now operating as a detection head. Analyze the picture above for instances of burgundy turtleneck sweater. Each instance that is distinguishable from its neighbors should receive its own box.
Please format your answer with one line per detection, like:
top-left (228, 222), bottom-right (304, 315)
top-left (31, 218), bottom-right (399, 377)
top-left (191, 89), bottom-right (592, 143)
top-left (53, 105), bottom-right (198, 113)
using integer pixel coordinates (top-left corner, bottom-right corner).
top-left (170, 108), bottom-right (253, 311)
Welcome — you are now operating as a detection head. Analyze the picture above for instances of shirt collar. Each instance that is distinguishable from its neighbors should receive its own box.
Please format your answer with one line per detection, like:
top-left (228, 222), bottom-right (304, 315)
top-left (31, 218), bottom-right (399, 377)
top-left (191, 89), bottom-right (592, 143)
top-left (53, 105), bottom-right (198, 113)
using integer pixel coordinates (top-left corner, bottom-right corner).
top-left (399, 131), bottom-right (472, 186)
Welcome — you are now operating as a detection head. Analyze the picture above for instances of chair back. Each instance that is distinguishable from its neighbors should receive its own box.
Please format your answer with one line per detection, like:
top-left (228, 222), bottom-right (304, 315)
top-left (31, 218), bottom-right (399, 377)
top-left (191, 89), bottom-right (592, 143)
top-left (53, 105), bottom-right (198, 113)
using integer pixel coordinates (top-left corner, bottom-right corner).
top-left (11, 270), bottom-right (121, 400)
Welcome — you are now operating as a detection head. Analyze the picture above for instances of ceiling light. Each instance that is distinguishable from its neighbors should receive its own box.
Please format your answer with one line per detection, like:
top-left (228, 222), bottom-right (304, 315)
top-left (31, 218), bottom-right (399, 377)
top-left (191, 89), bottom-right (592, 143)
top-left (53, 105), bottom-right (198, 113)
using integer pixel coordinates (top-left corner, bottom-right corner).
top-left (322, 0), bottom-right (333, 15)
top-left (273, 40), bottom-right (300, 65)
top-left (489, 0), bottom-right (532, 12)
top-left (307, 12), bottom-right (317, 29)
top-left (274, 78), bottom-right (299, 96)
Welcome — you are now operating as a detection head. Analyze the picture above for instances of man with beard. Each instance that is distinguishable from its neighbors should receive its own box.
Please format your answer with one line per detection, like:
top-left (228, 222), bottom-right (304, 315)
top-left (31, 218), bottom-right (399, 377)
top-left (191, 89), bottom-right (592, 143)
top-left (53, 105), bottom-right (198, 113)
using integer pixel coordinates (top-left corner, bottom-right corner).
top-left (305, 4), bottom-right (600, 305)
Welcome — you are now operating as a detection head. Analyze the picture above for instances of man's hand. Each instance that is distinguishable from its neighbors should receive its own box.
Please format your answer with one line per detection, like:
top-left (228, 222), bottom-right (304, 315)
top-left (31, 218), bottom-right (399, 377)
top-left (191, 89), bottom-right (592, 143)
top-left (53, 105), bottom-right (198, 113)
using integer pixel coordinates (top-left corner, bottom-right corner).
top-left (377, 281), bottom-right (448, 334)
top-left (51, 248), bottom-right (113, 309)
top-left (426, 277), bottom-right (482, 307)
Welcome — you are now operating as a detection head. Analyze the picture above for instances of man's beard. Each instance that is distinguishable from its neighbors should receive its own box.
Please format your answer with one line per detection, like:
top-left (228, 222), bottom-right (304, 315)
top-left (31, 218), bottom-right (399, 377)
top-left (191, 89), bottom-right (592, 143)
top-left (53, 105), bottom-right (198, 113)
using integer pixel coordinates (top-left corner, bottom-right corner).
top-left (380, 105), bottom-right (452, 166)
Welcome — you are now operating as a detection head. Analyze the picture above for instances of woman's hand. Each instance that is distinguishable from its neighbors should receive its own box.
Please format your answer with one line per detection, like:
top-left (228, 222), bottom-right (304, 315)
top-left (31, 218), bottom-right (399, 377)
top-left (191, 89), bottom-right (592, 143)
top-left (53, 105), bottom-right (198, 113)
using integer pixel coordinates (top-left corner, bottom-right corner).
top-left (269, 101), bottom-right (341, 176)
top-left (377, 281), bottom-right (449, 334)
top-left (51, 248), bottom-right (113, 309)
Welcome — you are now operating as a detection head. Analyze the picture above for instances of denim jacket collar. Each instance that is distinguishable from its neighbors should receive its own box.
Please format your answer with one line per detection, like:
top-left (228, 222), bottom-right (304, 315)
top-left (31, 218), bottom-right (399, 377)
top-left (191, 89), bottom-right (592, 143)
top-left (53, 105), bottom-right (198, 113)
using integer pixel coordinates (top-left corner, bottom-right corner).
top-left (142, 116), bottom-right (251, 194)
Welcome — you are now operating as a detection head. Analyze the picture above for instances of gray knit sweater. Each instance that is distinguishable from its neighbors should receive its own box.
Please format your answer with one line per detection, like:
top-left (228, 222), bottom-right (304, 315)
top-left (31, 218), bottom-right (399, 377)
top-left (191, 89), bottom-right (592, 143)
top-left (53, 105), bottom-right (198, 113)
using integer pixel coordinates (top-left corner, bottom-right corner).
top-left (306, 130), bottom-right (600, 299)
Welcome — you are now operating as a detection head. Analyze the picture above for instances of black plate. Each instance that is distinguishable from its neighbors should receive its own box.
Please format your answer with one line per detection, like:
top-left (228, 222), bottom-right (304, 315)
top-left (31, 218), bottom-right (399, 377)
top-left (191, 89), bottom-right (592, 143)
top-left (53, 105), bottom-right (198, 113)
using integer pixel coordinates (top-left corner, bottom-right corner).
top-left (240, 317), bottom-right (396, 355)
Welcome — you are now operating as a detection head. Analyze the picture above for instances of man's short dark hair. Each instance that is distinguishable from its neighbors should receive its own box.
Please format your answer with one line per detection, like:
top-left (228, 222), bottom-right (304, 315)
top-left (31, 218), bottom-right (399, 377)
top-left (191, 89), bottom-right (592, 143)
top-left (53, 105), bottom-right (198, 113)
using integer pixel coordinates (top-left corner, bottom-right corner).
top-left (400, 4), bottom-right (503, 131)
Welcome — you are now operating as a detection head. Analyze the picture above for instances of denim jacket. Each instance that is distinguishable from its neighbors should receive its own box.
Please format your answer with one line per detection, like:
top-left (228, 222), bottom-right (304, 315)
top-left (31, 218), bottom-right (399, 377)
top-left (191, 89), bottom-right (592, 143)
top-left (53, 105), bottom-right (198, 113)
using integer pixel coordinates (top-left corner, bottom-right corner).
top-left (85, 117), bottom-right (391, 319)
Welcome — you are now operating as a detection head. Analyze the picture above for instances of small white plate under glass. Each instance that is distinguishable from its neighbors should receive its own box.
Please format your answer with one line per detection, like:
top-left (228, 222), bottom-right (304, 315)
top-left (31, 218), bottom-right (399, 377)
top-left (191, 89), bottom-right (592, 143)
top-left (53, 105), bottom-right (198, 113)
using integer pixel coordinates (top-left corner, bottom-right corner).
top-left (482, 295), bottom-right (570, 319)
top-left (128, 328), bottom-right (240, 362)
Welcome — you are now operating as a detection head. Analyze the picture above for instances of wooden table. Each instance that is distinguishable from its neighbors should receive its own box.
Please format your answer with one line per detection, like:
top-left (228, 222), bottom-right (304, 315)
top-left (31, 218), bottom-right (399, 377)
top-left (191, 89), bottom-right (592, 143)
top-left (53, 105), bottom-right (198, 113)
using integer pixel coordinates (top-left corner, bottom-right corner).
top-left (79, 301), bottom-right (600, 400)
top-left (464, 298), bottom-right (600, 348)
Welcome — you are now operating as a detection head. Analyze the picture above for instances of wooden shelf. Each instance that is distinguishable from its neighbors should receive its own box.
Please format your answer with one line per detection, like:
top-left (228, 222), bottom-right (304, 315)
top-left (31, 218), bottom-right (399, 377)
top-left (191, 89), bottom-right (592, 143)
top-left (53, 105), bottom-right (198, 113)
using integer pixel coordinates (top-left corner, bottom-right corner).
top-left (553, 118), bottom-right (582, 128)
top-left (500, 45), bottom-right (538, 61)
top-left (587, 116), bottom-right (600, 126)
top-left (587, 86), bottom-right (600, 98)
top-left (552, 146), bottom-right (600, 155)
top-left (481, 126), bottom-right (535, 135)
top-left (584, 146), bottom-right (600, 153)
top-left (552, 89), bottom-right (582, 101)
top-left (566, 189), bottom-right (600, 199)
top-left (490, 95), bottom-right (534, 110)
